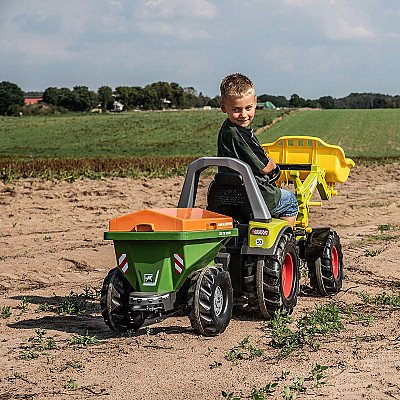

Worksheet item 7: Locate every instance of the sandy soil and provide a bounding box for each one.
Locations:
[1,164,400,400]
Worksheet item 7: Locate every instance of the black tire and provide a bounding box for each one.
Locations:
[188,267,233,336]
[244,232,300,318]
[308,231,343,296]
[100,268,144,333]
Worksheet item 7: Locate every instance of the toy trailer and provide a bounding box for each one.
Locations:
[102,208,238,336]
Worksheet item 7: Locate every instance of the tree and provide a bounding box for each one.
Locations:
[98,86,113,110]
[69,86,97,111]
[43,87,60,107]
[319,96,335,109]
[142,85,159,110]
[0,81,24,115]
[289,93,305,108]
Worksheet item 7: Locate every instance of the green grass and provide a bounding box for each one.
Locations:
[1,108,399,180]
[257,109,400,158]
[0,109,281,158]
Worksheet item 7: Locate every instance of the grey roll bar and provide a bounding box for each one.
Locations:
[177,157,272,222]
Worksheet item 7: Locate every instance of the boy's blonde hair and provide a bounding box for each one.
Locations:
[220,73,255,100]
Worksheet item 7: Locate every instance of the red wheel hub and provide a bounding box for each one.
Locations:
[282,253,294,298]
[332,246,339,279]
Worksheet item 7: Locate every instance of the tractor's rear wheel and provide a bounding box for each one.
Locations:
[100,268,144,333]
[188,266,233,336]
[308,231,343,295]
[244,232,300,318]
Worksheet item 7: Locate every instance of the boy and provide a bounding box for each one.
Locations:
[217,73,298,228]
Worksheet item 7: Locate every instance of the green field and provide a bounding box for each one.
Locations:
[0,109,281,158]
[258,109,400,158]
[1,108,399,180]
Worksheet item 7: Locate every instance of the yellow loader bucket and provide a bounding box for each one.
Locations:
[262,136,355,185]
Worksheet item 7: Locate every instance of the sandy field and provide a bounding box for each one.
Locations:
[1,163,400,400]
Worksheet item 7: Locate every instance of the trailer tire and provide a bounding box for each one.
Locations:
[188,267,233,336]
[308,231,343,295]
[256,232,300,318]
[100,268,144,333]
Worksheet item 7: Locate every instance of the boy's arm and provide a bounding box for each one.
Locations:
[224,129,274,175]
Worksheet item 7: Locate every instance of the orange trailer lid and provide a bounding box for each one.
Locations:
[109,208,234,232]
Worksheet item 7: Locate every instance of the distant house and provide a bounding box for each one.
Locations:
[24,97,43,105]
[111,100,124,112]
[256,101,276,110]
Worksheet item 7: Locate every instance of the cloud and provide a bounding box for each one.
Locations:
[325,17,375,41]
[142,0,216,19]
[13,11,62,35]
[133,0,216,40]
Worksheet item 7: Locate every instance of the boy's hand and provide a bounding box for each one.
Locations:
[261,158,276,174]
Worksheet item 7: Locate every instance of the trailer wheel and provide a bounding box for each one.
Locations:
[188,267,233,336]
[256,232,300,318]
[308,231,343,295]
[100,268,144,333]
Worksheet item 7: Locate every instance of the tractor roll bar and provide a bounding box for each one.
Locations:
[177,157,272,222]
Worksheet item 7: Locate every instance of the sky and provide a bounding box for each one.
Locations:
[1,0,400,99]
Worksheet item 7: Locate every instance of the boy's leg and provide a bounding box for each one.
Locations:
[271,189,298,229]
[279,215,296,229]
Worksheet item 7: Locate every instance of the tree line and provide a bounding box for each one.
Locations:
[1,80,400,115]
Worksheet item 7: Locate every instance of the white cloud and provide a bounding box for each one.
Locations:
[325,17,375,41]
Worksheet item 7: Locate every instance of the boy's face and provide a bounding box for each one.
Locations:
[220,90,257,128]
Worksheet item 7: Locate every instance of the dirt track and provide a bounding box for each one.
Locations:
[1,164,400,399]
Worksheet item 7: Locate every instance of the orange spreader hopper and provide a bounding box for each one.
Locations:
[109,207,234,232]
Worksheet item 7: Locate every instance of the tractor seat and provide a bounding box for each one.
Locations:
[207,172,253,224]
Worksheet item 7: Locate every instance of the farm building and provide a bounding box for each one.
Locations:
[24,97,43,105]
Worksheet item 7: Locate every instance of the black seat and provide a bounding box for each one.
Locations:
[207,172,253,224]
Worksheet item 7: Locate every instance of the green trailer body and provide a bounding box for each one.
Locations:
[104,229,238,293]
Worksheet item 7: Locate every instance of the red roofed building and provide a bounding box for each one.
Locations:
[24,97,43,105]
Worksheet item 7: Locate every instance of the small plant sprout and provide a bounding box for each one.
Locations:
[1,305,12,318]
[19,350,38,360]
[221,391,241,400]
[224,336,263,362]
[358,290,400,308]
[311,364,328,387]
[282,386,298,400]
[378,224,392,233]
[65,378,78,390]
[250,381,278,398]
[209,360,222,369]
[364,248,382,257]
[17,297,30,313]
[291,377,306,393]
[68,333,99,346]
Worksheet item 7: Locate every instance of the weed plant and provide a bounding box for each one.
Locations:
[264,303,344,358]
[221,364,328,399]
[224,336,263,362]
[1,305,12,318]
[68,333,99,346]
[358,290,400,308]
[37,291,92,315]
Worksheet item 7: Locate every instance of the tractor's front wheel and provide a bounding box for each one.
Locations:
[100,268,144,333]
[256,232,300,318]
[308,231,343,295]
[188,266,233,336]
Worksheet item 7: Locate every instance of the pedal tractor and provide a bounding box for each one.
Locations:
[100,136,354,336]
